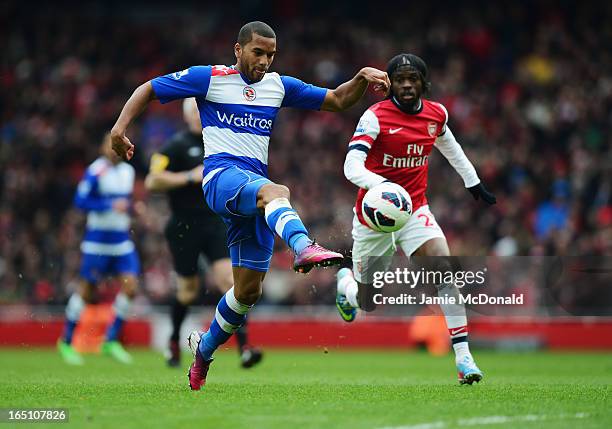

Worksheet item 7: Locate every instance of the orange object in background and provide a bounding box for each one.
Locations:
[72,305,114,353]
[410,309,450,356]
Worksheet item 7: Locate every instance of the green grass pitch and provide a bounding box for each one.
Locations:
[0,348,610,428]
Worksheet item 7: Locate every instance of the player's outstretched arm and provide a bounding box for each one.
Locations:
[111,81,157,160]
[434,126,496,205]
[321,67,390,112]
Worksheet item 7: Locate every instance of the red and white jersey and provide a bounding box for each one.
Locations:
[350,99,448,227]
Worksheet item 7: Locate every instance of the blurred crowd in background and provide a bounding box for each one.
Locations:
[1,0,610,309]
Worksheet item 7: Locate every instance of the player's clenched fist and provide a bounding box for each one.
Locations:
[110,130,135,161]
[359,67,391,94]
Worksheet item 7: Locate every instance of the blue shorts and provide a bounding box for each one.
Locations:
[203,166,274,272]
[79,249,140,284]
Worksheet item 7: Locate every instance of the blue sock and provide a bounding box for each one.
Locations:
[264,198,311,254]
[63,320,78,344]
[106,317,124,342]
[290,234,312,254]
[198,288,251,361]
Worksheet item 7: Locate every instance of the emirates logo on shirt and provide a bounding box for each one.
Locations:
[243,86,257,101]
[427,121,438,137]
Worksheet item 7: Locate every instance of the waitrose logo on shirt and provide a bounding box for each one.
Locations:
[216,111,273,130]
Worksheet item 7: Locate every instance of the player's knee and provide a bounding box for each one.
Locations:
[276,184,291,200]
[418,238,450,257]
[119,276,138,299]
[430,246,450,258]
[177,277,199,305]
[177,288,198,305]
[234,283,262,306]
[258,183,290,209]
[79,281,95,303]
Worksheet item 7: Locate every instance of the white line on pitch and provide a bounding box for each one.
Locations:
[377,412,590,429]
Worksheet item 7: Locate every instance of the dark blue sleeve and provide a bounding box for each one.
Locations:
[280,76,328,110]
[151,66,212,104]
[73,173,113,212]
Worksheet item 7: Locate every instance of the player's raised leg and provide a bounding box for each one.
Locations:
[414,237,483,385]
[57,280,93,365]
[258,183,343,273]
[102,271,138,364]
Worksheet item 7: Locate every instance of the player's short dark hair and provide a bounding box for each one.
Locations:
[387,53,432,93]
[237,21,276,46]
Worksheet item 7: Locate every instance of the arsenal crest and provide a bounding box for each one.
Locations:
[427,122,437,137]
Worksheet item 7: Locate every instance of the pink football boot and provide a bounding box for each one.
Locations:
[187,331,213,391]
[293,242,343,274]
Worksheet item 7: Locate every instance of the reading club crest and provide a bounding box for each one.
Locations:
[427,122,437,137]
[243,86,257,101]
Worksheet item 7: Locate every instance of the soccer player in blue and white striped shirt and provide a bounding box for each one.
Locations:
[110,21,389,390]
[57,133,139,365]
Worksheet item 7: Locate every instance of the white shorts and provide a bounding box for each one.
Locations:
[351,205,446,282]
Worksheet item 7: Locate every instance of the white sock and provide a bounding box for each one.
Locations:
[346,281,359,308]
[65,293,85,322]
[337,269,359,308]
[113,293,131,319]
[337,268,351,294]
[453,341,471,360]
[437,283,467,329]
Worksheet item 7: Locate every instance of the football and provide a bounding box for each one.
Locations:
[361,182,412,233]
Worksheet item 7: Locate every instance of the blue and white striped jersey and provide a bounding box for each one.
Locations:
[74,157,135,256]
[151,65,327,180]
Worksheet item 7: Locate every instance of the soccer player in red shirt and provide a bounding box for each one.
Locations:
[336,54,496,384]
